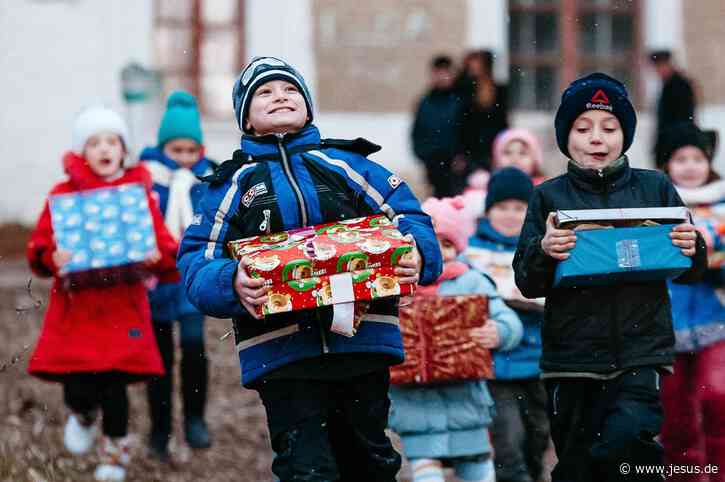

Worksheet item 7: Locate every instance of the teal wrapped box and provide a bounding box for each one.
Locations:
[553,224,692,287]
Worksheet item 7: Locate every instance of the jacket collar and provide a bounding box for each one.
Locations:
[567,155,631,193]
[475,218,519,247]
[240,124,321,157]
[139,146,212,176]
[62,151,152,191]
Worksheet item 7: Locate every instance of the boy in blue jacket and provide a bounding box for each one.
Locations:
[140,91,216,460]
[177,57,442,481]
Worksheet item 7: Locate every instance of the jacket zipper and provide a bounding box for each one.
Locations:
[317,311,330,354]
[600,170,622,368]
[276,134,308,227]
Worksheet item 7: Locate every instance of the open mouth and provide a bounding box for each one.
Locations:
[100,158,113,166]
[589,152,608,161]
[269,107,294,114]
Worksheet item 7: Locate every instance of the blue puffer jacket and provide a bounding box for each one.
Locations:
[140,147,215,321]
[389,268,523,459]
[467,219,544,379]
[668,201,725,353]
[177,125,442,386]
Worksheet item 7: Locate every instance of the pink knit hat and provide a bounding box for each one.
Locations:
[492,128,543,175]
[422,196,475,253]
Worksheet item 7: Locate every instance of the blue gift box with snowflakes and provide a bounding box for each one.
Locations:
[49,183,157,274]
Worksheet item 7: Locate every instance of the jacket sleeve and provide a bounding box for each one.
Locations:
[147,192,180,281]
[339,153,443,285]
[512,188,557,298]
[661,176,707,283]
[27,200,58,278]
[177,173,250,319]
[474,273,523,352]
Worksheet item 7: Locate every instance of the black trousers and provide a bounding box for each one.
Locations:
[489,378,551,482]
[63,372,129,438]
[146,318,208,437]
[545,368,665,482]
[255,369,401,482]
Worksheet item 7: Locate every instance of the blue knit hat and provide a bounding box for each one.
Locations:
[232,56,314,133]
[157,91,203,148]
[485,167,534,212]
[555,72,637,159]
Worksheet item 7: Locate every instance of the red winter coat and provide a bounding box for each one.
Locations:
[26,152,179,382]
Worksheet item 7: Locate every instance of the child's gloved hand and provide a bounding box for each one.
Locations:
[470,322,500,349]
[670,223,698,257]
[234,257,269,320]
[395,235,422,285]
[541,212,577,260]
[52,249,72,269]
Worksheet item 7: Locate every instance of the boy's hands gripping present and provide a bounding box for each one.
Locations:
[395,235,423,284]
[541,213,577,260]
[670,223,698,257]
[234,257,270,320]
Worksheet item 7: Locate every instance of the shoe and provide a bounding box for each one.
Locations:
[95,436,129,482]
[93,464,126,482]
[64,413,98,455]
[147,431,170,463]
[184,416,211,449]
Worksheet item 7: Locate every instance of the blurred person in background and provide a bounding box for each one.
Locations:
[411,55,468,197]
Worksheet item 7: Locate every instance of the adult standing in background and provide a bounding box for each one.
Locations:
[650,50,698,168]
[411,55,467,198]
[458,50,509,174]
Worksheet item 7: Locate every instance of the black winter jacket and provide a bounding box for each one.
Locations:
[513,158,707,374]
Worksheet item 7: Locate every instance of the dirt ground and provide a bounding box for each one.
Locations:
[0,225,554,482]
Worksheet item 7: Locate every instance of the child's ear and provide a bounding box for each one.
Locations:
[244,119,253,133]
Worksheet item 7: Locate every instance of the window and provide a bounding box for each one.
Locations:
[509,0,641,110]
[154,0,245,117]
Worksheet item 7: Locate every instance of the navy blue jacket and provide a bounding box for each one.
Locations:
[177,125,442,386]
[140,147,215,321]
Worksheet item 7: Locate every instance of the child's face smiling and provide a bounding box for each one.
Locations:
[667,145,710,188]
[83,132,125,180]
[245,80,308,136]
[567,110,624,170]
[497,139,535,175]
[163,138,202,169]
[488,199,528,237]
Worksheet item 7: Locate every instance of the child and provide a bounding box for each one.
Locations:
[658,121,725,482]
[26,106,178,482]
[389,196,523,482]
[512,73,707,482]
[461,129,544,221]
[491,128,546,185]
[466,167,550,482]
[139,91,216,460]
[176,57,442,480]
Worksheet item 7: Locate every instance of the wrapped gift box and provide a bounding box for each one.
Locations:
[390,295,493,385]
[49,183,157,275]
[553,207,692,287]
[228,215,416,317]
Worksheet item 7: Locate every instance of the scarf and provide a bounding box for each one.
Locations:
[145,161,198,240]
[415,260,469,297]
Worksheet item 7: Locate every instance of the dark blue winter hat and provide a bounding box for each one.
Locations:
[232,56,314,133]
[485,167,534,212]
[554,72,637,159]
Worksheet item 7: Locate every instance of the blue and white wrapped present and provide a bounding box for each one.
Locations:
[553,207,692,287]
[49,183,156,274]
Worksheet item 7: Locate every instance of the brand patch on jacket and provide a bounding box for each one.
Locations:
[242,182,268,207]
[388,175,402,189]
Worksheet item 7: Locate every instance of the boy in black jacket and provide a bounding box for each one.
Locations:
[513,73,707,482]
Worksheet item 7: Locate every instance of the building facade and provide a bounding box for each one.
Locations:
[2,0,722,223]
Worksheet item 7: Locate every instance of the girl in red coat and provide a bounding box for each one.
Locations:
[26,106,178,482]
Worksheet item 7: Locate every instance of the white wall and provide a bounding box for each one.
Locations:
[0,0,154,224]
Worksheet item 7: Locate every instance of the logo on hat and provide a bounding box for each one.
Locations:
[586,89,613,112]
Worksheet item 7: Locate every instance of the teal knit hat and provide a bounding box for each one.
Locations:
[157,91,203,148]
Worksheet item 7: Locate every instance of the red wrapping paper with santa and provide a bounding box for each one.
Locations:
[390,294,494,385]
[228,215,416,323]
